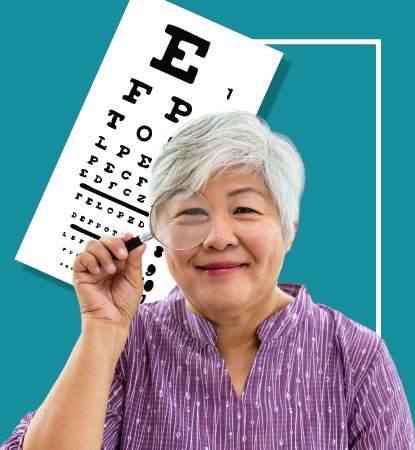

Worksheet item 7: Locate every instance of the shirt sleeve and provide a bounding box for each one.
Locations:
[1,345,128,450]
[0,407,40,450]
[101,356,127,450]
[348,338,415,449]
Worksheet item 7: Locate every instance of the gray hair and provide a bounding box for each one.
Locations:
[150,110,305,246]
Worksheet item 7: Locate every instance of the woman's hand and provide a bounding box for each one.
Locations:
[73,232,146,335]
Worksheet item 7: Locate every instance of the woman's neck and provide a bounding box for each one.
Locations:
[185,286,295,349]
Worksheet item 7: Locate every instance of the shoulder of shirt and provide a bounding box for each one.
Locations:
[312,302,384,393]
[139,297,170,317]
[128,291,177,336]
[123,297,173,356]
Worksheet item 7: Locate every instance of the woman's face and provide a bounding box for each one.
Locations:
[164,168,294,319]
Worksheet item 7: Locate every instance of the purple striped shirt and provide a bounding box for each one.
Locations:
[3,283,415,449]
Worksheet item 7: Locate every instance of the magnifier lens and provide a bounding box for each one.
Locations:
[150,189,212,250]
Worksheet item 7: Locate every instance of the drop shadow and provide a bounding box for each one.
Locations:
[22,264,75,292]
[258,56,292,121]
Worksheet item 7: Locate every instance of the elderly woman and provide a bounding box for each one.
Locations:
[2,111,414,450]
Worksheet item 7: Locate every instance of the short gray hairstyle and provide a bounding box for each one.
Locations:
[150,110,305,246]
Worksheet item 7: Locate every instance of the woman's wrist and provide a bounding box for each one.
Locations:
[81,319,129,367]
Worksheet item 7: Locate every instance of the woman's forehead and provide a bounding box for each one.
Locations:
[201,170,269,196]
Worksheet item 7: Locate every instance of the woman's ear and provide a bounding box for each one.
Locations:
[286,221,298,252]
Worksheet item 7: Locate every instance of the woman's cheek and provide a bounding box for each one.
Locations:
[256,238,285,271]
[165,248,198,279]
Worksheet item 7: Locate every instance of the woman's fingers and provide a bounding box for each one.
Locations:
[99,234,130,261]
[73,251,101,275]
[80,236,127,274]
[73,233,140,280]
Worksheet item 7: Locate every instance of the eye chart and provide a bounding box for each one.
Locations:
[16,0,282,303]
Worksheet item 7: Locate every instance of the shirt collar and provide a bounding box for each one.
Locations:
[168,283,313,345]
[256,284,312,342]
[168,285,218,345]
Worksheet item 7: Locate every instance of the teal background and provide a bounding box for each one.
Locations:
[0,0,411,442]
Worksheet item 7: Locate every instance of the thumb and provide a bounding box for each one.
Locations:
[123,235,147,290]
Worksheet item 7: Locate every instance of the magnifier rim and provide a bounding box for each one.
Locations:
[149,187,213,251]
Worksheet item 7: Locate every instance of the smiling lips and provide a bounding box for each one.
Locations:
[196,261,248,276]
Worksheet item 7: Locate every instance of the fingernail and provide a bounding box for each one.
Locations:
[118,248,128,257]
[108,263,116,272]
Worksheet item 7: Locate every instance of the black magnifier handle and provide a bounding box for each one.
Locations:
[124,235,144,253]
[111,231,153,261]
[106,236,143,261]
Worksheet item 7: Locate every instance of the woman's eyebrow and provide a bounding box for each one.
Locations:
[227,187,265,198]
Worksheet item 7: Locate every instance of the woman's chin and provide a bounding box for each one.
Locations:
[196,288,252,314]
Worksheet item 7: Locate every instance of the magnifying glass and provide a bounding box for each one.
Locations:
[113,188,213,257]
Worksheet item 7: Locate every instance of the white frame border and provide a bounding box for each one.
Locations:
[255,39,381,337]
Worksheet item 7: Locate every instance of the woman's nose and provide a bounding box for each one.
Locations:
[202,213,239,251]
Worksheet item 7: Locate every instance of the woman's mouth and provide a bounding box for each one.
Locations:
[196,262,248,276]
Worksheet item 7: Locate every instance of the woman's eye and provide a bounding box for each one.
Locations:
[179,208,207,216]
[234,207,257,214]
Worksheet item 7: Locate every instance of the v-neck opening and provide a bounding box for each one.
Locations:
[216,342,262,404]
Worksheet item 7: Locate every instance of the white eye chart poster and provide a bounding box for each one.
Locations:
[15,0,282,303]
